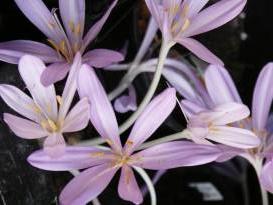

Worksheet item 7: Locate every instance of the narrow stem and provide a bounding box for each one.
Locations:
[134,167,157,205]
[119,42,173,134]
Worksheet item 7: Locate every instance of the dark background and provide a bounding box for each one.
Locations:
[0,0,273,204]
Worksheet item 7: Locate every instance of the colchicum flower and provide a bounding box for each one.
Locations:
[144,0,246,65]
[27,65,230,205]
[0,0,124,86]
[0,54,89,157]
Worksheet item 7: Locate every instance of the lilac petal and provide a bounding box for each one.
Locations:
[205,65,242,105]
[181,100,206,117]
[0,40,61,64]
[131,141,222,170]
[118,165,143,205]
[114,86,137,113]
[58,53,82,119]
[14,0,64,43]
[144,0,164,31]
[124,88,176,155]
[0,84,38,122]
[82,0,118,51]
[183,0,247,37]
[252,63,273,130]
[19,55,58,121]
[40,62,70,86]
[43,133,66,158]
[215,145,243,162]
[60,164,118,205]
[182,0,209,18]
[83,49,124,68]
[207,126,260,149]
[260,159,273,193]
[59,0,85,46]
[4,113,47,139]
[194,102,250,125]
[77,64,122,152]
[62,98,90,133]
[176,38,224,65]
[28,146,112,171]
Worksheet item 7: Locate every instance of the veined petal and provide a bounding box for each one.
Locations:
[260,159,273,193]
[14,0,64,43]
[83,49,124,68]
[124,88,176,154]
[118,165,143,205]
[0,84,38,122]
[62,98,90,133]
[4,113,47,139]
[205,65,242,105]
[207,126,260,149]
[60,164,118,205]
[43,133,66,158]
[183,0,246,37]
[252,63,273,130]
[176,38,224,66]
[0,40,61,64]
[82,0,118,51]
[40,62,70,86]
[19,55,58,121]
[28,146,112,171]
[181,100,206,117]
[131,141,222,170]
[114,86,137,113]
[58,53,82,119]
[59,0,85,45]
[182,0,209,18]
[77,64,122,152]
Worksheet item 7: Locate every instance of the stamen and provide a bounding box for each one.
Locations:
[106,139,113,146]
[75,24,81,35]
[180,19,190,32]
[126,140,134,146]
[69,21,75,32]
[90,152,105,157]
[47,119,58,132]
[41,120,48,130]
[56,95,63,106]
[181,4,190,18]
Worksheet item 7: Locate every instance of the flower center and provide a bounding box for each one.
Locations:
[170,4,191,36]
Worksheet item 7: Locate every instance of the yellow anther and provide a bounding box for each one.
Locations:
[90,152,105,157]
[180,19,190,32]
[41,120,48,130]
[126,140,134,146]
[47,119,58,132]
[181,4,190,18]
[106,139,113,146]
[69,21,75,32]
[75,24,81,35]
[56,95,63,106]
[60,40,67,53]
[46,103,52,113]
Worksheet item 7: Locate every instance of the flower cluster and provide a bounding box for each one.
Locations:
[0,0,271,205]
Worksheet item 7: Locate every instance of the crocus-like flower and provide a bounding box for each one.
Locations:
[28,65,230,205]
[0,54,89,157]
[144,0,246,65]
[0,0,124,86]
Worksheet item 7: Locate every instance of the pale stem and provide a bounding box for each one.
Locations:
[119,41,173,134]
[69,170,101,205]
[134,167,157,205]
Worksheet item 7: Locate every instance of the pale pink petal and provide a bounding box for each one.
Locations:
[59,0,85,45]
[124,88,176,154]
[82,0,118,51]
[40,62,70,86]
[260,159,273,193]
[4,113,47,139]
[19,55,58,121]
[28,146,113,171]
[0,84,37,122]
[83,49,124,68]
[60,164,118,205]
[144,0,164,30]
[58,53,82,119]
[207,126,260,149]
[205,65,242,105]
[14,0,64,43]
[131,141,222,170]
[252,63,273,130]
[77,64,122,152]
[181,100,206,117]
[43,133,66,158]
[183,0,246,37]
[176,38,224,65]
[118,165,143,205]
[0,40,61,64]
[62,98,90,133]
[114,86,137,113]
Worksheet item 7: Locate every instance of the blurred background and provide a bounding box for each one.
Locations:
[0,0,273,204]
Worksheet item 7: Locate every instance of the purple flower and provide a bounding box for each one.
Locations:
[0,54,89,158]
[0,0,124,86]
[144,0,246,65]
[27,65,228,205]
